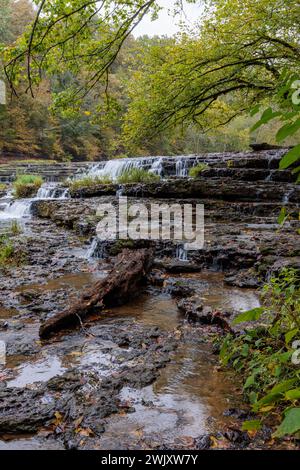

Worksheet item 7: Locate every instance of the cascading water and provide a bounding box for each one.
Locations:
[36,183,69,199]
[0,199,32,220]
[0,183,70,223]
[85,155,199,181]
[282,188,294,205]
[176,244,189,262]
[176,158,189,177]
[86,237,106,259]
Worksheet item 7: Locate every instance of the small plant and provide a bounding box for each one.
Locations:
[0,235,14,265]
[189,163,210,178]
[0,183,7,192]
[13,174,43,198]
[10,220,22,236]
[67,175,113,191]
[220,268,300,437]
[117,168,160,184]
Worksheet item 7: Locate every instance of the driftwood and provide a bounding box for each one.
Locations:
[39,248,153,338]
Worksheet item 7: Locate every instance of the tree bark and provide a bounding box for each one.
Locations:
[39,248,153,338]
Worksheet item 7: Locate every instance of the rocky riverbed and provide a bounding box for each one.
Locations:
[0,149,299,450]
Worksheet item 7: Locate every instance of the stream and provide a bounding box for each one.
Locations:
[0,151,298,449]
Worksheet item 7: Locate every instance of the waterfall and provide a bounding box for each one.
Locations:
[176,244,189,262]
[0,183,70,222]
[36,183,69,199]
[86,237,106,259]
[85,155,198,181]
[0,199,32,220]
[282,188,294,205]
[176,159,189,177]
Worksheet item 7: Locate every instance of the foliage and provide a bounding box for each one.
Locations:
[117,168,160,184]
[0,183,7,192]
[189,163,210,178]
[10,220,22,236]
[252,72,300,182]
[0,235,14,265]
[66,175,112,191]
[13,174,43,198]
[220,268,300,437]
[122,0,300,150]
[2,0,299,157]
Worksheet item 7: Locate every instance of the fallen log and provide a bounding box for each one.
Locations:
[39,248,153,338]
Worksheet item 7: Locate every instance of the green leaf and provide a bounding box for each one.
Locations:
[285,328,299,344]
[279,145,300,169]
[250,104,261,117]
[232,307,264,325]
[242,420,262,432]
[274,408,300,437]
[251,108,281,132]
[244,374,256,389]
[277,207,287,225]
[291,165,300,175]
[276,119,300,142]
[254,392,281,411]
[270,378,297,394]
[285,389,300,400]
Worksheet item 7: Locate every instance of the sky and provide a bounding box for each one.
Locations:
[133,0,204,37]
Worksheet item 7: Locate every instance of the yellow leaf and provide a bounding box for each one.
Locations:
[259,405,274,412]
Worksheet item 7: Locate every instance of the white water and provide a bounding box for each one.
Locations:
[86,237,106,259]
[36,183,69,199]
[85,155,201,181]
[176,244,189,262]
[0,199,32,220]
[0,183,69,222]
[282,188,294,205]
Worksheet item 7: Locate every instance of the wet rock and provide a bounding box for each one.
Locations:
[194,434,212,450]
[177,296,232,331]
[224,270,261,288]
[223,428,250,446]
[0,388,55,433]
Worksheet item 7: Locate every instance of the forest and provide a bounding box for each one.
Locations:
[0,0,299,458]
[1,0,299,161]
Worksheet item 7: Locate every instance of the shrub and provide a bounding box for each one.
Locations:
[219,268,300,437]
[0,183,7,192]
[189,163,210,178]
[117,168,160,184]
[10,220,22,236]
[0,235,14,265]
[67,175,112,191]
[13,174,43,198]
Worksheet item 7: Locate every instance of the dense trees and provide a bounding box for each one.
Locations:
[1,0,299,159]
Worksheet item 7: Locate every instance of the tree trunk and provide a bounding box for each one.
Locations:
[39,248,153,338]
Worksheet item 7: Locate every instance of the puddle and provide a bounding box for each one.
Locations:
[106,292,180,330]
[16,271,105,294]
[170,271,260,312]
[7,355,66,388]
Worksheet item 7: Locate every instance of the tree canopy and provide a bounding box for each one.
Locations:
[1,0,300,158]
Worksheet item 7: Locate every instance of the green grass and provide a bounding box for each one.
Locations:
[67,175,113,191]
[0,235,14,265]
[189,163,210,178]
[117,168,160,184]
[0,183,7,192]
[13,174,43,198]
[10,220,22,236]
